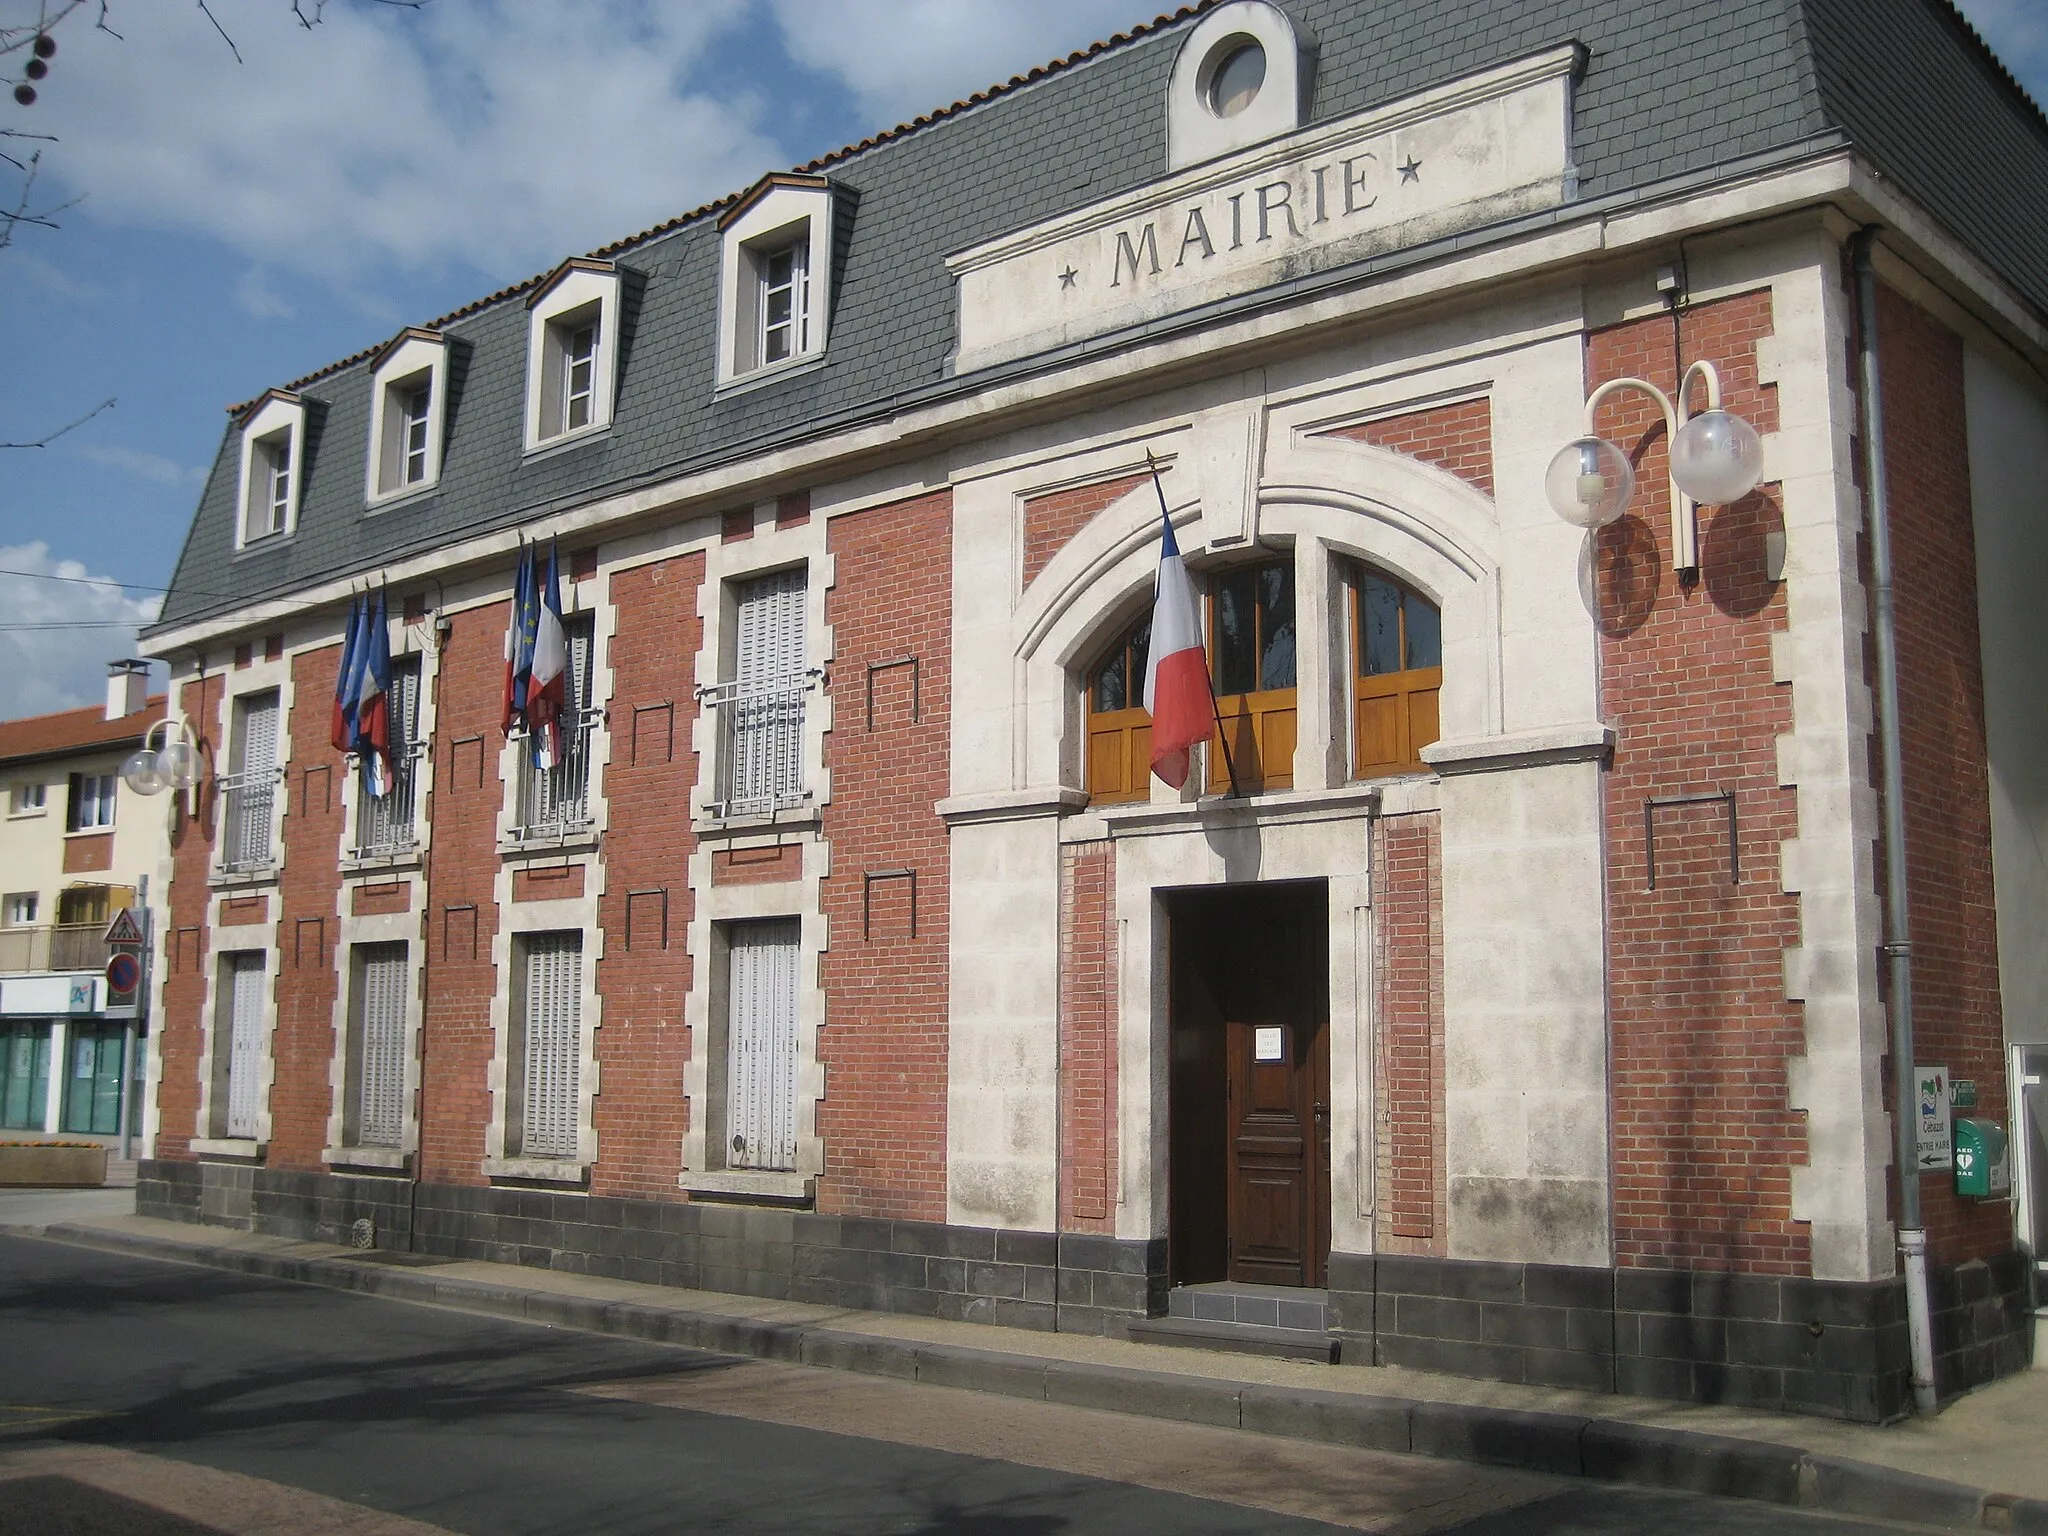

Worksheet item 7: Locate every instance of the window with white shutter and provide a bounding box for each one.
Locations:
[724,918,801,1171]
[711,568,808,817]
[517,932,582,1160]
[518,619,596,839]
[223,692,280,873]
[349,943,410,1148]
[354,659,423,857]
[220,952,266,1140]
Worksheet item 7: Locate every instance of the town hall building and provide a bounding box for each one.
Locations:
[136,0,2047,1422]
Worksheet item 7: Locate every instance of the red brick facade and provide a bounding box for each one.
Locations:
[710,844,803,885]
[591,554,705,1200]
[414,601,509,1187]
[1376,810,1445,1253]
[266,647,346,1168]
[817,489,953,1220]
[1324,398,1495,497]
[1873,285,2009,1267]
[1058,839,1117,1231]
[1593,290,1808,1275]
[155,669,223,1161]
[1021,473,1149,590]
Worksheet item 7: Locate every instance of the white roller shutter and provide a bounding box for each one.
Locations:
[230,692,280,869]
[729,570,806,811]
[726,918,800,1171]
[521,933,582,1159]
[355,944,409,1147]
[224,954,266,1140]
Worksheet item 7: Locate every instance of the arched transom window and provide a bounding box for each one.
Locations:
[1351,565,1441,778]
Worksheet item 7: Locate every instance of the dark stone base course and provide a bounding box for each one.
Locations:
[136,1161,1162,1337]
[139,1162,2031,1421]
[1329,1250,2033,1424]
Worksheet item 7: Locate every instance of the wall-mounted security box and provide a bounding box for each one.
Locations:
[1952,1117,2010,1200]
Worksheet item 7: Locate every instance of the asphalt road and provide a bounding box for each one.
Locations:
[0,1232,1915,1535]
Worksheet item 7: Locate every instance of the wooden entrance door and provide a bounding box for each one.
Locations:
[1226,1012,1329,1287]
[1169,881,1329,1289]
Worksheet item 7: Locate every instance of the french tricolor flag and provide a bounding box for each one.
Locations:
[1143,508,1213,790]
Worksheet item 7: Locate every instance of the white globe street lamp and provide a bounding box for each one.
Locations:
[1544,360,1764,572]
[123,717,202,808]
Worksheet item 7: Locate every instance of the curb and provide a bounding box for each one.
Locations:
[34,1221,2048,1533]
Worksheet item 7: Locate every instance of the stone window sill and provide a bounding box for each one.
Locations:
[483,1155,588,1186]
[680,1169,815,1206]
[342,850,423,879]
[497,830,599,859]
[210,866,280,892]
[191,1137,264,1161]
[325,1146,411,1173]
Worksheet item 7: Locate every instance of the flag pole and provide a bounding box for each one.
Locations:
[1146,450,1242,799]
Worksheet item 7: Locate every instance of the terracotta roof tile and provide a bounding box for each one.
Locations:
[0,695,167,766]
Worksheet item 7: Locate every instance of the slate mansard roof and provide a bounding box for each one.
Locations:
[148,0,2048,635]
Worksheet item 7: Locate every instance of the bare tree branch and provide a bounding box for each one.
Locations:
[0,1,88,59]
[0,148,81,253]
[0,396,115,449]
[194,0,241,63]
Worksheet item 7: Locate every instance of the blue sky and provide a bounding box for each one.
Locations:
[0,0,2040,719]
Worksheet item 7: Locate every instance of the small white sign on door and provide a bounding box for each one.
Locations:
[1915,1064,1951,1172]
[1254,1026,1284,1063]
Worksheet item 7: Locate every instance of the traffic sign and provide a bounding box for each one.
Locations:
[104,908,143,945]
[106,951,141,995]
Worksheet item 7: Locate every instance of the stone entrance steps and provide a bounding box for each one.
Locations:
[1123,1281,1338,1363]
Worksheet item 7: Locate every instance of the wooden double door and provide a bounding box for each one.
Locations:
[1168,881,1331,1289]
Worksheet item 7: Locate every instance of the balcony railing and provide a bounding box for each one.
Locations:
[700,674,814,819]
[0,923,114,975]
[511,708,600,842]
[350,743,425,860]
[217,767,282,875]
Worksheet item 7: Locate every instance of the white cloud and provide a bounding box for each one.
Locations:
[75,444,205,487]
[767,0,1147,126]
[0,542,163,721]
[20,0,788,284]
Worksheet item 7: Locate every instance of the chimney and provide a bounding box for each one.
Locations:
[105,659,149,721]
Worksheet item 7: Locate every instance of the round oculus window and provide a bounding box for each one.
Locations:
[1205,38,1265,118]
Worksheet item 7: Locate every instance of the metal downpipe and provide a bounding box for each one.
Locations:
[1852,227,1938,1414]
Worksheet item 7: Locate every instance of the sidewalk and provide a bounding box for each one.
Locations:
[15,1208,2048,1534]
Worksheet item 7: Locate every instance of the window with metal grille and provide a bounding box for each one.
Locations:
[704,568,809,818]
[515,932,582,1160]
[221,692,280,873]
[347,943,409,1148]
[353,658,423,858]
[722,918,801,1171]
[217,952,266,1140]
[516,619,597,840]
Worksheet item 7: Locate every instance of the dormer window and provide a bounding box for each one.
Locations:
[235,390,306,548]
[366,327,450,504]
[524,259,620,452]
[717,173,834,388]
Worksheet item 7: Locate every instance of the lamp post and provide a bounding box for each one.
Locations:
[1544,360,1764,572]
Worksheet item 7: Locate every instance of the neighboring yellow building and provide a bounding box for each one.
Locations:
[0,662,163,1147]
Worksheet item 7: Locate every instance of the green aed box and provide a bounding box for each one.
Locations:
[1952,1117,2010,1200]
